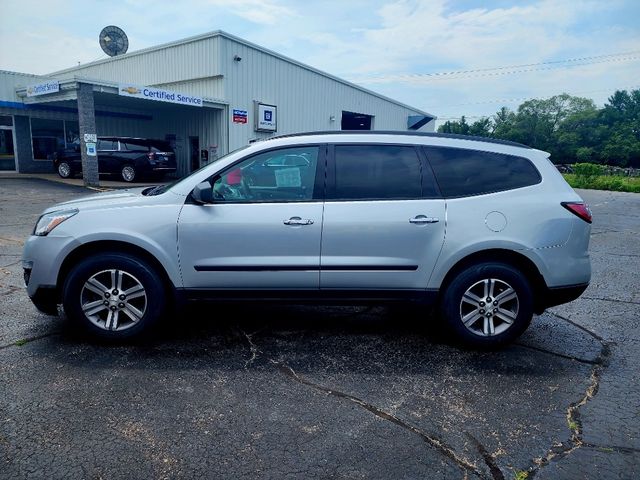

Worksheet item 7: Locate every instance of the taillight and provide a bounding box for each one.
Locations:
[561,202,592,223]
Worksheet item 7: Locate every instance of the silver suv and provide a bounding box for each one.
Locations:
[23,132,591,347]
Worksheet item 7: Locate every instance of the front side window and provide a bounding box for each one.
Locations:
[97,139,118,151]
[332,145,422,200]
[211,146,320,203]
[424,146,541,198]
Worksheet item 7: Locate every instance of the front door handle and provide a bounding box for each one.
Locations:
[284,216,314,226]
[409,215,439,225]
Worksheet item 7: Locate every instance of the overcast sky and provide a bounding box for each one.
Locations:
[1,0,638,124]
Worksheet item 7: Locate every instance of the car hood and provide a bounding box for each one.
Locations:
[43,187,156,213]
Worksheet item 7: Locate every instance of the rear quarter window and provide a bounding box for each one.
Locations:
[424,146,541,198]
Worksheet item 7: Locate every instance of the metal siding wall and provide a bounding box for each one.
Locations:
[0,71,45,101]
[152,77,225,100]
[221,37,434,152]
[54,37,221,87]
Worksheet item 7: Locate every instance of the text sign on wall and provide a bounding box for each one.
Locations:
[119,84,203,107]
[26,80,60,97]
[255,103,277,132]
[233,109,248,124]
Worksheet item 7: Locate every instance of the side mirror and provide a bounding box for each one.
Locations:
[191,181,213,204]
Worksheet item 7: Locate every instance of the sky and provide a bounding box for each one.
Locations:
[1,0,639,125]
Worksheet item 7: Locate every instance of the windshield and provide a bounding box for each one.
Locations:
[143,145,251,196]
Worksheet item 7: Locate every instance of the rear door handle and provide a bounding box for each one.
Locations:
[409,215,439,225]
[284,216,314,226]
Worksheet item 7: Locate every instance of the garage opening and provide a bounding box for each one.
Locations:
[341,111,373,130]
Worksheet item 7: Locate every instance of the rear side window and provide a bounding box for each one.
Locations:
[332,145,422,200]
[424,146,541,198]
[122,142,148,152]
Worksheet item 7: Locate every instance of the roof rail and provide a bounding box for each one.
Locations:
[267,130,533,149]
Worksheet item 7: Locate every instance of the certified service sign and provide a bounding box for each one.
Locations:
[119,84,203,107]
[256,103,277,132]
[26,80,60,97]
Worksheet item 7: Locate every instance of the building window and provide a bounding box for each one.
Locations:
[31,118,64,160]
[65,121,80,146]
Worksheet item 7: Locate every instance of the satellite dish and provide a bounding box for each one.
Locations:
[99,26,129,57]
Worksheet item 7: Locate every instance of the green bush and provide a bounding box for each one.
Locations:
[573,163,603,178]
[563,173,640,193]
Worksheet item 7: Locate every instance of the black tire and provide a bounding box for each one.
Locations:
[121,164,137,182]
[57,161,73,178]
[439,262,533,348]
[62,252,165,340]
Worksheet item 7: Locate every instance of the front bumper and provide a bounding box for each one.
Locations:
[29,286,59,315]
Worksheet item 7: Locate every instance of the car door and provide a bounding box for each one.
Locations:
[177,145,325,290]
[320,143,446,290]
[96,139,117,173]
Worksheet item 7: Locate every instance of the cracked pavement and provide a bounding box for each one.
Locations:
[0,178,638,479]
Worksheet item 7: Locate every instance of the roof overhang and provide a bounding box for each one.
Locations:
[15,76,227,109]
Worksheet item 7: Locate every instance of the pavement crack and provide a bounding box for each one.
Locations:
[514,343,598,365]
[581,296,640,306]
[242,330,260,370]
[524,312,614,478]
[0,331,61,350]
[272,359,486,478]
[582,443,640,455]
[239,329,487,479]
[466,434,505,480]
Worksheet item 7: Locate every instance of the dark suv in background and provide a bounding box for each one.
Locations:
[53,137,177,182]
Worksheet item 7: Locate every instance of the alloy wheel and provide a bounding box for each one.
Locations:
[459,278,519,336]
[80,269,147,331]
[122,166,136,182]
[58,163,71,178]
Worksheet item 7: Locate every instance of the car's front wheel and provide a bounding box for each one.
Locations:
[62,253,165,340]
[57,161,73,178]
[440,262,533,348]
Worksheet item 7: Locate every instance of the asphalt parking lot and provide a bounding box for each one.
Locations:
[0,178,638,479]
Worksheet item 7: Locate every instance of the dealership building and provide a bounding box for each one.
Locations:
[0,30,435,184]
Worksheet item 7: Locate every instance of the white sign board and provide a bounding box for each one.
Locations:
[86,143,97,156]
[26,80,60,97]
[119,84,203,107]
[256,103,277,132]
[84,133,97,143]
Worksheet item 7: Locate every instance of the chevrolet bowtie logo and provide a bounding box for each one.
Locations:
[121,86,141,94]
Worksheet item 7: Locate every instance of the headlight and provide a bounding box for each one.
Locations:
[33,209,78,236]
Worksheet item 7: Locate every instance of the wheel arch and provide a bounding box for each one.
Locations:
[57,240,176,304]
[437,249,548,313]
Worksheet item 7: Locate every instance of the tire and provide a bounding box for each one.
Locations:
[121,164,137,182]
[62,252,166,340]
[57,161,73,178]
[439,262,533,348]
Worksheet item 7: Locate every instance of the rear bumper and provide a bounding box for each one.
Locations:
[536,282,589,313]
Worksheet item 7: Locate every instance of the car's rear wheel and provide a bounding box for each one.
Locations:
[57,161,73,178]
[62,253,165,340]
[440,262,533,348]
[121,165,137,182]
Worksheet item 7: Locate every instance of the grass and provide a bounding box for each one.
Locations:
[563,173,640,193]
[514,471,529,480]
[567,419,579,432]
[13,339,28,346]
